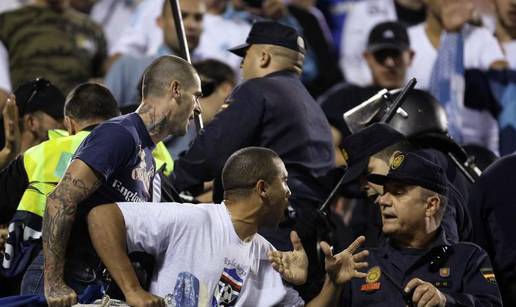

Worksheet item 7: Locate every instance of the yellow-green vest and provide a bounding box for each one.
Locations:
[18,129,174,218]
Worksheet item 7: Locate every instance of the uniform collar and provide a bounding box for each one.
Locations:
[379,228,451,258]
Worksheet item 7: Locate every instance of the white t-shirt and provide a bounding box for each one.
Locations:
[339,0,397,86]
[406,23,506,153]
[0,42,11,92]
[406,23,506,89]
[117,202,304,307]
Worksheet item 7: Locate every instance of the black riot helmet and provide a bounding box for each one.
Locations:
[386,89,448,138]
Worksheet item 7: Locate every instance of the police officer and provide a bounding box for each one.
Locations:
[341,152,502,306]
[172,21,335,300]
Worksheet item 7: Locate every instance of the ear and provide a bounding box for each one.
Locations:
[24,114,37,132]
[425,195,441,218]
[259,50,271,68]
[363,50,373,62]
[217,82,233,98]
[157,15,164,29]
[407,49,415,65]
[64,116,76,135]
[256,179,268,198]
[169,80,181,101]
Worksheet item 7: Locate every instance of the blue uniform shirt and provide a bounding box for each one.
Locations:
[343,230,502,306]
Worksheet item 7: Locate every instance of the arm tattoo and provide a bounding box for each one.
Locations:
[42,171,101,284]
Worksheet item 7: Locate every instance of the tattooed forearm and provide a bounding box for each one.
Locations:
[42,170,101,284]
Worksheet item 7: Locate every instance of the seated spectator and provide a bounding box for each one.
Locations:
[341,152,502,306]
[88,147,369,306]
[104,0,205,107]
[494,0,516,68]
[15,78,65,153]
[0,0,107,104]
[320,21,413,163]
[339,0,425,86]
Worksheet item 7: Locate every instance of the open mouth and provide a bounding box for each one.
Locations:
[382,212,397,220]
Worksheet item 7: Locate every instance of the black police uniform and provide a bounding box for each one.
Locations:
[469,154,516,305]
[342,231,502,306]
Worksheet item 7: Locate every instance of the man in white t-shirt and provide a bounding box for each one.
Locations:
[88,147,369,307]
[494,0,516,68]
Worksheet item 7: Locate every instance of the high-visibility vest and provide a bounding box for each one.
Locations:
[2,129,174,275]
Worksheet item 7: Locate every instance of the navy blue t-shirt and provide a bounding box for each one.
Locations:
[68,113,156,266]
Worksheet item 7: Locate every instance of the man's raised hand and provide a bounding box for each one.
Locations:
[321,236,369,285]
[268,231,308,285]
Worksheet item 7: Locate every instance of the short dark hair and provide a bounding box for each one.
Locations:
[141,55,197,99]
[193,59,236,86]
[222,147,281,196]
[64,82,120,121]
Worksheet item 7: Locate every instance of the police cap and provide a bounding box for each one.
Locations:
[368,152,448,195]
[228,21,306,57]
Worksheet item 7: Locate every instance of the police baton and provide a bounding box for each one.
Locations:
[169,0,204,133]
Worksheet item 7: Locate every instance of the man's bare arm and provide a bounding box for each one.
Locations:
[42,159,101,307]
[88,204,165,307]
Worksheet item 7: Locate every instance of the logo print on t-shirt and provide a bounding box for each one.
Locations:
[131,146,154,192]
[212,267,244,306]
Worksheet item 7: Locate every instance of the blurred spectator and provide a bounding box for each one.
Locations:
[320,21,413,164]
[104,0,205,107]
[108,0,249,72]
[408,0,507,153]
[15,78,65,153]
[0,0,107,103]
[69,0,144,52]
[339,0,425,86]
[494,0,516,68]
[407,0,506,89]
[288,0,343,97]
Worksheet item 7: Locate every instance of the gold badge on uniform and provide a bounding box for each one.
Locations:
[439,267,450,278]
[366,266,381,283]
[361,266,381,292]
[480,268,497,284]
[390,154,405,170]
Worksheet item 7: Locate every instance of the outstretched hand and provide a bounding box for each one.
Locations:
[321,236,369,285]
[268,231,308,285]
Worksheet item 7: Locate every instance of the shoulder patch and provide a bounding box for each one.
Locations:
[480,268,497,284]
